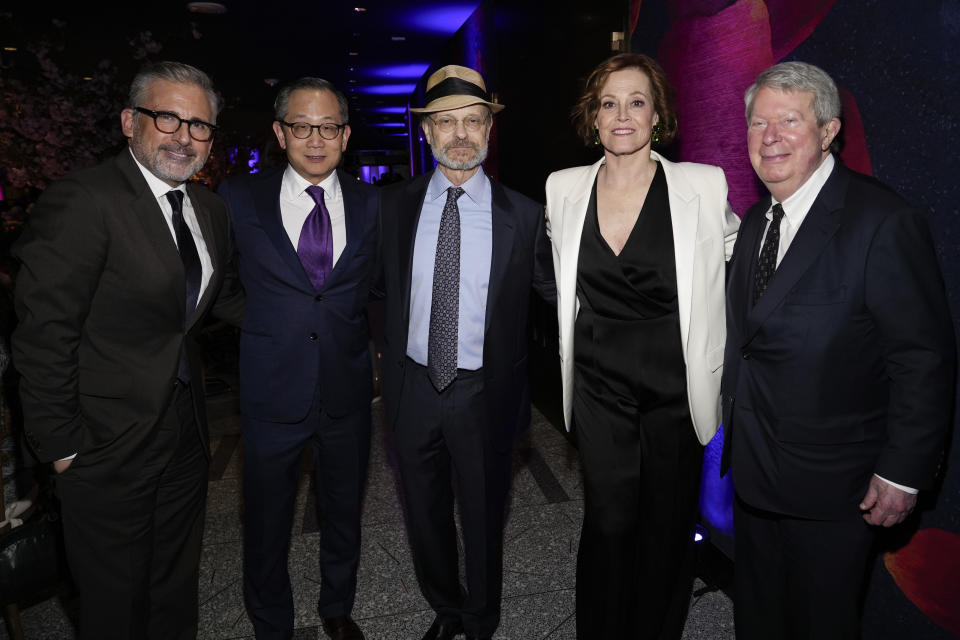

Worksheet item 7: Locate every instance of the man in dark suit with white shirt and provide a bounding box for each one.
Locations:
[721,61,956,639]
[13,61,244,639]
[218,78,378,640]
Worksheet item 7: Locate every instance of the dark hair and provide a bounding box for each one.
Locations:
[128,61,221,116]
[274,77,349,124]
[571,53,677,147]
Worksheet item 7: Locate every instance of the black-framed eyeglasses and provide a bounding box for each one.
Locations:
[280,120,347,140]
[134,107,218,142]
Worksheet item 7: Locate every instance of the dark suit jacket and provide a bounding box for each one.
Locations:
[13,149,245,465]
[219,167,379,422]
[379,170,555,450]
[721,161,956,520]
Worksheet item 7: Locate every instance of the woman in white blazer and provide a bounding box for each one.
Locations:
[545,54,739,639]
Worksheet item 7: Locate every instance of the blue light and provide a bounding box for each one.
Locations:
[366,106,407,114]
[370,122,407,128]
[402,4,479,34]
[699,425,734,537]
[357,83,416,95]
[363,63,430,79]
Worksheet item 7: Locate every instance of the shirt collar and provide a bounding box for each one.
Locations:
[129,148,185,201]
[771,153,835,223]
[427,166,490,207]
[282,165,342,202]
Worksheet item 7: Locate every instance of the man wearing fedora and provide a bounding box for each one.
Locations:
[379,65,554,640]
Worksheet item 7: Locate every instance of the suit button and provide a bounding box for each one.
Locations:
[742,352,751,360]
[309,332,318,341]
[315,294,323,301]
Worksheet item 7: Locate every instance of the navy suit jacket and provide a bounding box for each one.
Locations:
[220,167,379,423]
[721,161,956,520]
[379,170,555,450]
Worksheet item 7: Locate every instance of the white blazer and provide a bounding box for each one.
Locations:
[545,152,740,444]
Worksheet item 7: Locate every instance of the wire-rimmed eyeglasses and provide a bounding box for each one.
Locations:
[429,114,488,133]
[134,107,218,142]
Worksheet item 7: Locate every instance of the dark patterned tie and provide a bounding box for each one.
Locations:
[753,203,785,305]
[166,189,201,382]
[428,186,464,392]
[298,185,334,290]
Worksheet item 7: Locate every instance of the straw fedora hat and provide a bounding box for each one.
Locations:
[409,65,505,114]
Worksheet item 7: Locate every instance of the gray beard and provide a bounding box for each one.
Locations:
[431,140,488,171]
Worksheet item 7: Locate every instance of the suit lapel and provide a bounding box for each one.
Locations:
[485,178,517,332]
[746,164,847,337]
[326,169,365,287]
[657,153,698,352]
[253,169,315,290]
[557,159,601,324]
[116,152,186,319]
[186,183,217,330]
[397,173,431,331]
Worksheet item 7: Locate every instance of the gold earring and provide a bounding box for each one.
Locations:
[593,127,600,146]
[652,123,662,145]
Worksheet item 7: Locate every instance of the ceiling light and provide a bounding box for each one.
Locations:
[391,36,406,41]
[354,7,366,11]
[349,52,359,56]
[3,46,16,51]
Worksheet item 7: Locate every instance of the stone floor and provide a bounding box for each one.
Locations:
[2,364,735,640]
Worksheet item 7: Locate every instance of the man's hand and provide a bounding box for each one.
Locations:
[859,476,917,527]
[53,458,74,474]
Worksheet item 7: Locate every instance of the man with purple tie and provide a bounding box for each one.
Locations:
[219,78,378,640]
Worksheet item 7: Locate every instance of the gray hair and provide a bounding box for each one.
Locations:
[744,61,841,127]
[274,78,349,124]
[128,61,221,117]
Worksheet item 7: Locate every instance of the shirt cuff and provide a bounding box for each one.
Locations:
[57,453,78,461]
[874,473,918,494]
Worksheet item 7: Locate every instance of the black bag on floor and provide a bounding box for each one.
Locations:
[0,500,66,605]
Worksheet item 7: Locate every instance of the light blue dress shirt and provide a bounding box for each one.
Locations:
[406,168,493,371]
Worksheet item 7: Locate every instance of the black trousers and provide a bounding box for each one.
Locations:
[57,382,208,640]
[573,386,704,640]
[733,496,876,640]
[393,359,512,639]
[242,398,371,639]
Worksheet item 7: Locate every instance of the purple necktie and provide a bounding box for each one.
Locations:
[298,185,333,290]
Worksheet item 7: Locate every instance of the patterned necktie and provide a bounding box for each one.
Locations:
[753,203,785,305]
[166,189,201,382]
[428,186,464,392]
[298,185,333,290]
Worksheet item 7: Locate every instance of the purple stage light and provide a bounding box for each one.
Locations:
[402,4,479,34]
[367,106,407,114]
[364,63,429,79]
[357,83,416,95]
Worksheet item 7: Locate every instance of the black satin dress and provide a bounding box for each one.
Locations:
[573,164,704,639]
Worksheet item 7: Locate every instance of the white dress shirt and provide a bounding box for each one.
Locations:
[129,149,213,300]
[279,166,347,267]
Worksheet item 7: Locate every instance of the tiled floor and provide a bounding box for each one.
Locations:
[2,364,735,639]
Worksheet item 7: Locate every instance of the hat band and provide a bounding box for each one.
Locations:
[423,77,490,106]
